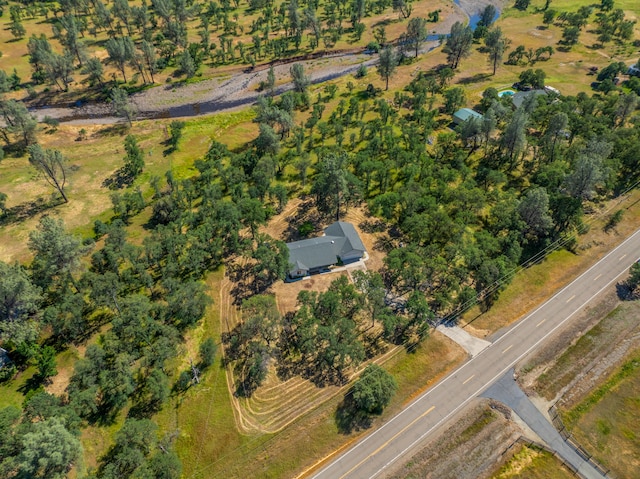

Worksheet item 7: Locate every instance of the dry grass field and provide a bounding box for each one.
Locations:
[0,109,255,262]
[221,198,396,435]
[1,1,640,478]
[490,444,576,479]
[565,349,640,478]
[153,264,465,479]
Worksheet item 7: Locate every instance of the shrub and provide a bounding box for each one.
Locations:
[365,41,380,53]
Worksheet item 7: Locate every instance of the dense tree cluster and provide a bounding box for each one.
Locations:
[350,363,397,413]
[244,65,640,326]
[0,401,82,479]
[224,271,419,393]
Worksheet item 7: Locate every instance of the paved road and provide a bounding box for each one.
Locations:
[308,228,640,479]
[483,370,605,479]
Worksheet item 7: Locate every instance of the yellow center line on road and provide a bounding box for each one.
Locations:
[462,375,475,385]
[593,274,602,281]
[566,295,576,303]
[502,345,513,354]
[536,318,546,327]
[338,406,436,479]
[619,254,627,261]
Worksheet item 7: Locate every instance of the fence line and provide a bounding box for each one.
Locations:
[501,436,580,477]
[548,403,614,478]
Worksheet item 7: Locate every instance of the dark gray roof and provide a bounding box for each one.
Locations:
[512,89,547,109]
[324,221,366,254]
[287,222,366,274]
[287,236,346,271]
[0,348,11,369]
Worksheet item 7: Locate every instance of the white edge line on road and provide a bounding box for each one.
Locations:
[307,228,640,479]
[369,253,639,479]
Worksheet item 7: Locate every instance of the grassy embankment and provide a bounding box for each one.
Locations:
[494,300,640,478]
[544,301,640,479]
[490,444,575,479]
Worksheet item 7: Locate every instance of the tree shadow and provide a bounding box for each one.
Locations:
[335,396,373,434]
[17,374,46,396]
[102,167,136,189]
[162,137,177,157]
[371,18,394,28]
[457,73,491,85]
[227,263,273,305]
[93,123,129,138]
[282,198,323,242]
[358,218,386,233]
[0,196,65,226]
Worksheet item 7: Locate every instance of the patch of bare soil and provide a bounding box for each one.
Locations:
[384,400,523,479]
[272,272,349,315]
[45,365,72,397]
[529,28,554,39]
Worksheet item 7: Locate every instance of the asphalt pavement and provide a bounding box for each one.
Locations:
[482,370,605,479]
[308,227,640,479]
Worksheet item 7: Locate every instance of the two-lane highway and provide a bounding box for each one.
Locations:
[308,228,640,479]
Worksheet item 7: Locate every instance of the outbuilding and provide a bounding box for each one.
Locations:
[452,108,483,125]
[628,64,640,77]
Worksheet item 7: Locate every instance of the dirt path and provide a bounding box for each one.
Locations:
[29,0,506,126]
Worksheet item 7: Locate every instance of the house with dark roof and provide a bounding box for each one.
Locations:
[511,89,548,109]
[286,222,366,280]
[452,108,483,125]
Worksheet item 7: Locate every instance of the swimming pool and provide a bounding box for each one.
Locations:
[498,90,515,97]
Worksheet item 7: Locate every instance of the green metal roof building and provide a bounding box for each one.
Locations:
[287,222,366,280]
[452,108,483,125]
